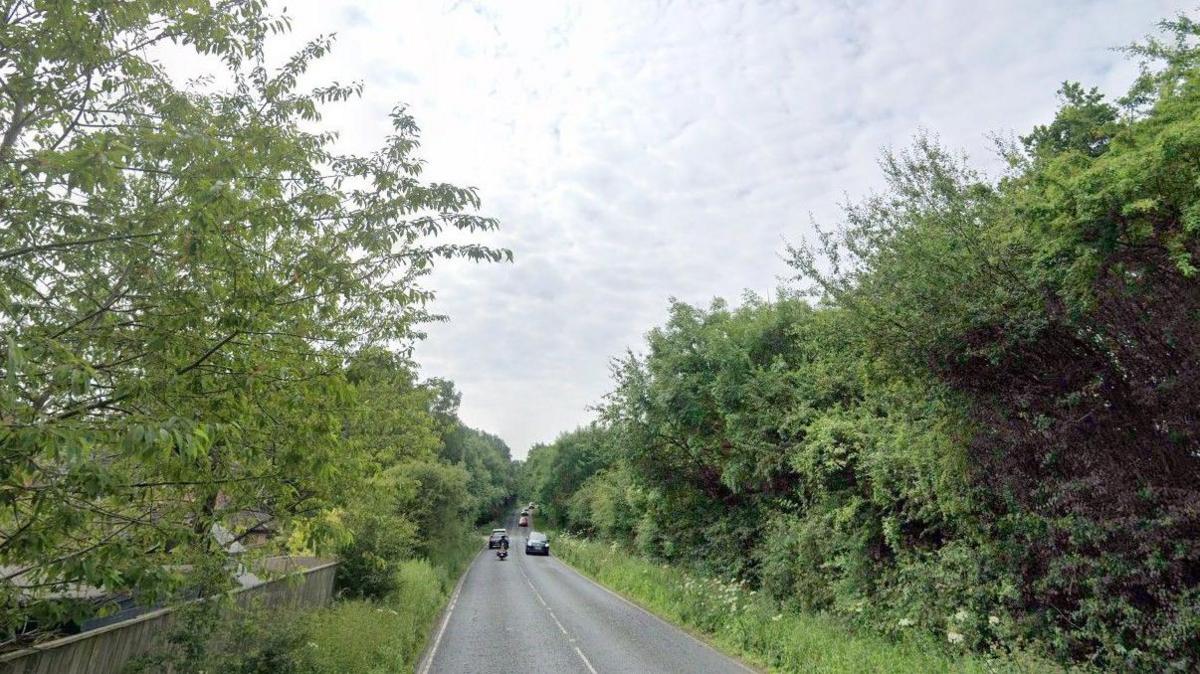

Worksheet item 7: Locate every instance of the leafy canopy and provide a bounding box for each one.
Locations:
[0,0,507,636]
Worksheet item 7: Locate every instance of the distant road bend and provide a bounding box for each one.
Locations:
[418,511,755,674]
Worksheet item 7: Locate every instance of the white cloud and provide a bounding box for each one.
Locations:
[213,0,1190,456]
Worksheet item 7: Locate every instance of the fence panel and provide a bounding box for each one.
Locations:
[0,559,338,674]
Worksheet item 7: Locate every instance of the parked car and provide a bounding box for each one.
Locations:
[518,515,529,527]
[525,532,550,556]
[520,509,529,516]
[488,529,508,549]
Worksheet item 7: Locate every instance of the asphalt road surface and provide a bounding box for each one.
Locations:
[418,510,756,674]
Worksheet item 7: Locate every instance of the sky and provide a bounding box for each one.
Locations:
[243,0,1189,458]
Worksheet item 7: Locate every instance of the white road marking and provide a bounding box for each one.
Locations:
[549,555,759,674]
[574,645,599,674]
[418,549,480,674]
[519,551,599,672]
[520,563,569,635]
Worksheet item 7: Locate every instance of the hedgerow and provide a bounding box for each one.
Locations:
[523,16,1200,671]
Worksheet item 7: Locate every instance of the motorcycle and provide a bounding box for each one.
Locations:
[496,548,508,560]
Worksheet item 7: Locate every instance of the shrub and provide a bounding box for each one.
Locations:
[125,599,307,674]
[335,458,474,599]
[552,533,1068,674]
[522,15,1200,671]
[298,559,453,674]
[336,498,420,599]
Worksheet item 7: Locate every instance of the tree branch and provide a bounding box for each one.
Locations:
[0,231,163,263]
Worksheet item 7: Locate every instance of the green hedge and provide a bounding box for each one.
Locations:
[552,533,1074,674]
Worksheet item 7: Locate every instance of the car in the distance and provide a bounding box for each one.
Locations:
[488,528,508,549]
[525,531,550,555]
[518,514,529,527]
[520,509,529,516]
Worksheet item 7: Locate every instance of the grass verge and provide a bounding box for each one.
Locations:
[296,558,459,673]
[127,534,481,673]
[551,533,1069,674]
[298,531,480,673]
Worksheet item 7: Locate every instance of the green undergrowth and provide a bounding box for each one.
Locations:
[297,531,480,673]
[552,533,1074,674]
[297,558,457,673]
[127,532,480,673]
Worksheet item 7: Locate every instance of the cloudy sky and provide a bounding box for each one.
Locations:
[255,0,1188,457]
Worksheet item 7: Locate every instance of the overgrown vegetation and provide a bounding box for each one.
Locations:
[0,0,512,655]
[127,554,477,673]
[333,367,511,601]
[299,549,480,674]
[524,15,1200,672]
[5,1,1198,671]
[553,533,1066,673]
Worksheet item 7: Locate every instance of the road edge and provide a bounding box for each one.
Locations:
[548,548,767,674]
[414,545,485,674]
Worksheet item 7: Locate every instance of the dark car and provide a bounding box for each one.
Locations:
[525,531,550,556]
[520,509,529,516]
[488,528,508,549]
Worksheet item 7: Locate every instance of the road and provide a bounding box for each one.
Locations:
[418,510,755,674]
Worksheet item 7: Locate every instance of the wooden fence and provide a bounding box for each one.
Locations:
[0,558,338,674]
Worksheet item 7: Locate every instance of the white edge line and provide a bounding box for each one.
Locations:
[549,555,758,674]
[418,547,482,674]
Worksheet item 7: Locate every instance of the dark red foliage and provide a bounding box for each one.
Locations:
[936,244,1200,662]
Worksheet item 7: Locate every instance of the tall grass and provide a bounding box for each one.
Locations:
[297,532,481,673]
[297,560,448,673]
[552,533,1071,674]
[125,531,483,673]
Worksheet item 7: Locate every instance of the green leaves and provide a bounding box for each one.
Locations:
[1,0,506,639]
[527,14,1200,670]
[1021,82,1120,159]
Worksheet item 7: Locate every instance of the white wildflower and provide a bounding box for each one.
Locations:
[771,614,783,622]
[947,630,965,645]
[897,618,915,628]
[988,615,1000,626]
[953,608,969,623]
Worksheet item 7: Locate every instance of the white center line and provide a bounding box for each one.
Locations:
[574,645,599,674]
[519,557,598,673]
[547,556,759,674]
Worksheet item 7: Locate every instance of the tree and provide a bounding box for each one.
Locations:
[342,348,442,475]
[528,15,1200,668]
[0,1,507,639]
[1021,82,1120,158]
